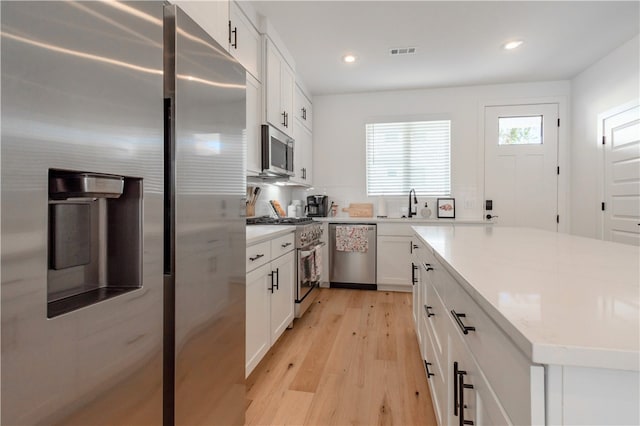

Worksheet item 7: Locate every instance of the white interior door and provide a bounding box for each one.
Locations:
[603,104,640,246]
[484,104,559,231]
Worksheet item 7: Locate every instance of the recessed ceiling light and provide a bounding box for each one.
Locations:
[343,54,356,63]
[503,40,524,50]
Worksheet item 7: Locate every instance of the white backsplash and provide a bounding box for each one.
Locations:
[249,183,292,217]
[293,185,478,219]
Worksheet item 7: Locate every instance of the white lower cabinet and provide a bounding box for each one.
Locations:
[246,232,295,377]
[415,232,544,426]
[268,251,295,342]
[377,235,412,291]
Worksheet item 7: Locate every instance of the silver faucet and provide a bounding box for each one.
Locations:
[408,189,418,218]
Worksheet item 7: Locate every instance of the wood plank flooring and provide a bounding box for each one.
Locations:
[246,288,437,426]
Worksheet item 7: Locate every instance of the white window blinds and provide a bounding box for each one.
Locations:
[366,120,451,196]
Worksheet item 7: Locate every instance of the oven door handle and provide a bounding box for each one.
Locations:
[299,241,326,257]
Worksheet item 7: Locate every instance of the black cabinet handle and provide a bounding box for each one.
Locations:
[423,263,433,272]
[301,107,306,120]
[424,360,434,378]
[268,270,275,293]
[411,262,418,285]
[424,305,434,317]
[413,243,419,249]
[459,370,475,425]
[249,253,264,261]
[231,27,238,50]
[285,112,289,128]
[454,361,461,416]
[282,111,286,127]
[273,268,279,290]
[451,310,476,334]
[281,242,292,248]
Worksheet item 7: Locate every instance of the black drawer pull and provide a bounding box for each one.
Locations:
[453,361,463,416]
[424,305,434,317]
[273,268,279,290]
[249,253,264,261]
[268,271,275,293]
[424,360,434,378]
[459,370,475,426]
[423,263,434,272]
[451,310,476,334]
[411,262,418,284]
[281,242,292,248]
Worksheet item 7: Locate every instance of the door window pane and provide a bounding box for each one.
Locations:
[498,116,542,145]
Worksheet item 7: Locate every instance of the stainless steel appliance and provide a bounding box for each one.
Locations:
[261,124,294,177]
[1,3,245,425]
[307,195,329,217]
[246,217,324,317]
[329,223,377,290]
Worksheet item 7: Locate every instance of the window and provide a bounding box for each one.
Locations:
[498,115,542,145]
[366,120,451,196]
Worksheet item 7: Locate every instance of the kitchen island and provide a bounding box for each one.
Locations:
[412,225,639,425]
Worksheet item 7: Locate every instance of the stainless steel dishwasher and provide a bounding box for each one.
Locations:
[329,223,377,290]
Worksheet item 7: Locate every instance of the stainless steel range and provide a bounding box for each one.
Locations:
[247,216,324,317]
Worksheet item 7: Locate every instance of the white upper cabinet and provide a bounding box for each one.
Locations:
[229,1,261,81]
[291,118,312,186]
[171,1,230,51]
[265,37,295,136]
[294,85,313,131]
[245,74,262,175]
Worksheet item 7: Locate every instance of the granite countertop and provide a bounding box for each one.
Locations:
[246,225,296,246]
[413,225,640,371]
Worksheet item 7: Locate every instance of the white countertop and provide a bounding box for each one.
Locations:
[313,217,487,224]
[413,225,640,371]
[246,225,296,246]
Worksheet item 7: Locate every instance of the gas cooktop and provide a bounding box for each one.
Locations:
[246,216,315,225]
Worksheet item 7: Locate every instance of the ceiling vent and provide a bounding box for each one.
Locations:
[389,47,416,56]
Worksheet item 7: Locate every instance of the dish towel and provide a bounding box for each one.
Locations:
[313,250,322,281]
[336,225,369,252]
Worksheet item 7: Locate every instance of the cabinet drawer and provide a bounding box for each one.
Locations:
[423,279,447,362]
[423,314,446,426]
[447,276,539,425]
[246,240,271,272]
[377,223,413,236]
[271,232,295,258]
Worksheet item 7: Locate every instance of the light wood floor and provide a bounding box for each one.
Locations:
[245,288,437,426]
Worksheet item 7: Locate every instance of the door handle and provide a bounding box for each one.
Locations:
[486,214,499,220]
[268,271,275,293]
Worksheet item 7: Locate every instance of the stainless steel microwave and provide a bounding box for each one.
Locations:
[261,124,294,176]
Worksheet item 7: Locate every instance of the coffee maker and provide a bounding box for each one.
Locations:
[306,195,329,217]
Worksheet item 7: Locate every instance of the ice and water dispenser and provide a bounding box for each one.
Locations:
[47,170,142,318]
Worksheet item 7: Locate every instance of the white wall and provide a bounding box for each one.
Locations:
[570,35,640,238]
[310,81,570,219]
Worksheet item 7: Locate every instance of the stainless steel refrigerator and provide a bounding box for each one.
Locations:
[1,2,246,425]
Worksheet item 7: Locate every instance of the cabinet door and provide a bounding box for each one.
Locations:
[246,263,271,377]
[269,251,295,343]
[377,236,412,288]
[246,74,262,174]
[291,119,312,185]
[301,124,312,185]
[280,62,295,135]
[265,41,283,131]
[229,1,261,81]
[294,85,313,131]
[172,0,229,51]
[448,328,478,426]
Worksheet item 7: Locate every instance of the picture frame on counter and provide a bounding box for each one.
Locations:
[437,198,455,218]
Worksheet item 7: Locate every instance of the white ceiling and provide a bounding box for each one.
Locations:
[250,1,640,96]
